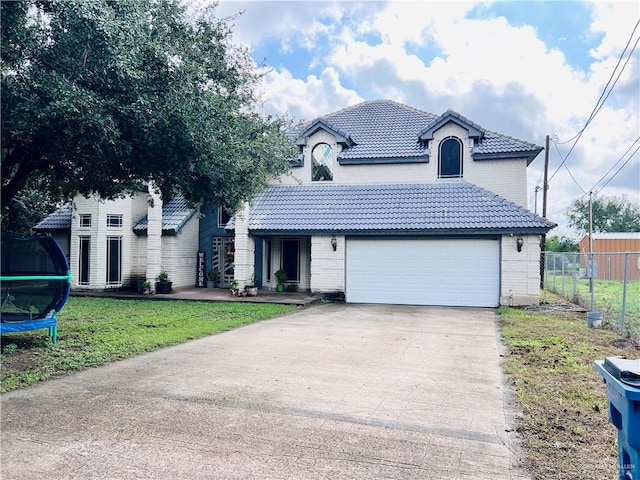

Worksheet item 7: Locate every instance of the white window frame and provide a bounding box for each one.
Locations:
[78,236,91,285]
[311,143,334,182]
[79,214,92,228]
[106,214,123,228]
[218,207,231,227]
[438,136,463,178]
[106,236,122,286]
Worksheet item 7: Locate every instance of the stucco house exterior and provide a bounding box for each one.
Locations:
[221,99,555,307]
[35,186,199,291]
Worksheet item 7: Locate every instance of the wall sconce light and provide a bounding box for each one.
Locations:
[331,237,337,251]
[516,237,524,252]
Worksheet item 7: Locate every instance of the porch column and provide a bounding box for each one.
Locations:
[146,183,163,287]
[233,202,254,290]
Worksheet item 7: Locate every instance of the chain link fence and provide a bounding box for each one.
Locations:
[543,251,640,344]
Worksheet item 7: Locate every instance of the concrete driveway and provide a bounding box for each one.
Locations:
[1,303,528,479]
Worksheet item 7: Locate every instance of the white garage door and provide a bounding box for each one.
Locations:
[346,238,500,307]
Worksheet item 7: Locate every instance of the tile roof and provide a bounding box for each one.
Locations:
[295,100,542,163]
[34,203,72,231]
[35,195,195,234]
[243,182,555,235]
[133,194,196,234]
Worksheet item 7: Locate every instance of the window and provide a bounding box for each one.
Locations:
[265,239,272,282]
[106,214,123,228]
[106,236,122,285]
[312,143,333,181]
[438,137,463,178]
[78,237,91,285]
[218,207,231,227]
[79,214,92,228]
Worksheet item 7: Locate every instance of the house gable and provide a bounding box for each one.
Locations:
[277,99,541,207]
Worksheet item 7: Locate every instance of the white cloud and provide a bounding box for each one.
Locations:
[211,0,639,232]
[259,67,363,120]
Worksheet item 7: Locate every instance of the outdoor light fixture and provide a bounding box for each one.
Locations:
[146,194,154,208]
[516,237,524,252]
[331,237,337,251]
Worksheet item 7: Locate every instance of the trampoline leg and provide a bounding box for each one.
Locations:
[49,325,58,344]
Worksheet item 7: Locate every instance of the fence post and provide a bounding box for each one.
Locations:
[621,252,629,336]
[561,253,566,296]
[573,253,578,301]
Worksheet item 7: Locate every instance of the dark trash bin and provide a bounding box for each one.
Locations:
[594,357,640,480]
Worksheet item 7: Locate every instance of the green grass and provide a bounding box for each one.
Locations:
[545,276,640,341]
[500,290,640,479]
[0,297,296,392]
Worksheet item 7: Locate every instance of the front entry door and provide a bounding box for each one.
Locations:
[281,238,299,282]
[211,237,234,287]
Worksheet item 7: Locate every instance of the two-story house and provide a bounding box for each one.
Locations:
[219,99,555,307]
[36,99,554,306]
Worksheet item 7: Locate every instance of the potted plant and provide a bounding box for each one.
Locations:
[142,280,152,294]
[206,267,219,288]
[155,271,172,294]
[230,278,240,297]
[274,269,288,292]
[245,274,258,297]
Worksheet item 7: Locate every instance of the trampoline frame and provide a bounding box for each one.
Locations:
[1,234,72,344]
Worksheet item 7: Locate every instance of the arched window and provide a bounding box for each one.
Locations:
[312,143,333,181]
[438,137,463,178]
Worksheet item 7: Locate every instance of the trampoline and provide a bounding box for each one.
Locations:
[1,232,72,343]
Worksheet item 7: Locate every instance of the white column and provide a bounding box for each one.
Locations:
[146,183,163,286]
[232,202,254,290]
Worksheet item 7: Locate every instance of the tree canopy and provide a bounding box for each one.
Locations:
[567,195,640,234]
[1,0,295,231]
[545,235,578,252]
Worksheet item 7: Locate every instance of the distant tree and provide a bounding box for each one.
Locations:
[545,235,578,252]
[567,195,640,234]
[1,0,295,231]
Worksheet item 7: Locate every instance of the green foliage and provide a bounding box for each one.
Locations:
[207,267,219,281]
[567,195,640,234]
[0,297,295,392]
[1,343,18,354]
[545,235,578,252]
[274,269,288,284]
[1,0,296,229]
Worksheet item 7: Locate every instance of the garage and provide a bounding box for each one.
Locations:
[346,238,500,307]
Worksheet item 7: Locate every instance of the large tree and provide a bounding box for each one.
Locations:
[567,195,640,234]
[1,0,295,231]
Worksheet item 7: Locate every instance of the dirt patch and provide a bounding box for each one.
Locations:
[500,300,640,480]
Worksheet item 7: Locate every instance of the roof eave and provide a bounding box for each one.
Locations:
[248,226,555,236]
[295,119,356,148]
[473,147,543,165]
[338,155,429,165]
[419,113,486,141]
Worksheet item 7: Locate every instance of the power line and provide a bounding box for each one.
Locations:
[598,144,640,191]
[548,18,640,183]
[589,136,640,192]
[551,139,588,194]
[544,139,640,219]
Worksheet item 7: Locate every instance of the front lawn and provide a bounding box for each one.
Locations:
[1,297,296,392]
[500,291,640,480]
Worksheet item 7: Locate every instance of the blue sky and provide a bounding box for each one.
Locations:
[206,0,639,236]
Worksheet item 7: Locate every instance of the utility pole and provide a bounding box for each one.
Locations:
[588,191,594,311]
[542,134,549,218]
[540,135,550,289]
